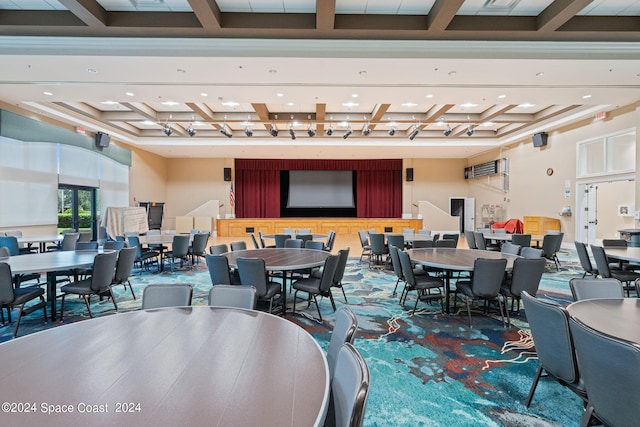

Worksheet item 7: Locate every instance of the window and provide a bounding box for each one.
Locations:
[578,130,635,178]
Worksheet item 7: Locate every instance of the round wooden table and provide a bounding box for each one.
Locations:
[225,248,330,316]
[406,248,519,313]
[0,307,330,427]
[567,298,640,344]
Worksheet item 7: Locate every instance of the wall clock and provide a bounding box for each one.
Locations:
[546,168,554,176]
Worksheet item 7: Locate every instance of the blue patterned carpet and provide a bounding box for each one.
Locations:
[1,249,585,426]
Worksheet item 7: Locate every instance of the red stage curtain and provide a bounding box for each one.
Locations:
[235,169,280,218]
[356,170,402,218]
[234,159,402,218]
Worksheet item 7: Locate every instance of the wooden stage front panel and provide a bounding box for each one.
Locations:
[216,218,423,237]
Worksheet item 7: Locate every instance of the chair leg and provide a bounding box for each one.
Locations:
[109,288,118,311]
[465,297,472,327]
[13,304,25,339]
[60,294,66,321]
[127,279,136,300]
[84,295,93,318]
[580,404,596,427]
[525,365,544,408]
[392,278,401,296]
[328,291,336,312]
[312,294,322,321]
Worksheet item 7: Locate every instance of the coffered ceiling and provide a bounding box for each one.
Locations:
[0,0,639,159]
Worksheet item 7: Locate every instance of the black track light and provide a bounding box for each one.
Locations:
[343,127,352,139]
[289,128,296,140]
[186,126,196,137]
[269,124,278,137]
[163,126,172,136]
[443,125,452,136]
[244,126,253,137]
[220,126,232,138]
[408,126,420,141]
[466,125,474,136]
[362,124,371,136]
[307,128,316,137]
[326,126,334,136]
[388,127,396,136]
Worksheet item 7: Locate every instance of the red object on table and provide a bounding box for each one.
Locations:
[491,218,523,233]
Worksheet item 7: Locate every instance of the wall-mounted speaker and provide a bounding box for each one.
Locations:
[532,132,548,147]
[95,132,110,148]
[223,167,232,182]
[406,167,414,182]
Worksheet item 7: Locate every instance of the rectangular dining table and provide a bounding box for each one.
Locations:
[2,250,103,320]
[406,248,519,313]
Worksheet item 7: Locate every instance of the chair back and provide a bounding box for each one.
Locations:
[509,257,546,297]
[237,257,270,297]
[369,233,387,256]
[330,343,370,427]
[442,233,459,246]
[327,307,358,379]
[191,233,209,256]
[113,246,137,285]
[388,245,404,281]
[541,234,560,259]
[257,231,267,248]
[411,240,433,249]
[398,250,417,287]
[78,231,92,242]
[470,258,507,298]
[208,284,257,309]
[76,241,98,251]
[230,240,247,251]
[141,284,193,309]
[436,239,456,248]
[333,247,350,286]
[205,254,233,285]
[521,247,543,258]
[590,245,612,278]
[298,228,312,234]
[284,238,302,248]
[0,262,15,305]
[418,229,431,235]
[0,247,9,258]
[574,241,595,274]
[127,235,144,258]
[386,234,404,250]
[521,291,581,385]
[89,251,118,292]
[357,230,369,248]
[103,240,126,250]
[0,236,20,256]
[283,228,296,236]
[500,242,521,255]
[60,232,80,251]
[274,234,289,248]
[319,254,341,292]
[569,317,640,427]
[511,234,532,248]
[473,232,487,250]
[326,230,337,251]
[171,234,191,257]
[209,243,229,255]
[464,230,476,249]
[305,240,325,250]
[569,278,624,301]
[296,234,313,246]
[250,233,260,249]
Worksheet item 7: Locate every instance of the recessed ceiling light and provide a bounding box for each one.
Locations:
[43,91,52,96]
[286,102,295,106]
[481,121,495,126]
[221,101,239,106]
[342,102,359,107]
[125,92,134,97]
[401,102,418,107]
[200,93,208,97]
[518,103,536,108]
[101,100,119,105]
[142,120,156,126]
[582,94,592,99]
[276,93,284,97]
[425,94,433,99]
[161,101,179,106]
[498,94,506,99]
[460,102,477,108]
[351,94,358,98]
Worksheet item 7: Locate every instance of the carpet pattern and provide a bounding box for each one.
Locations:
[1,250,587,426]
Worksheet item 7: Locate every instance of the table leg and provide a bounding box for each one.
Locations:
[281,271,288,316]
[444,270,451,314]
[46,272,57,321]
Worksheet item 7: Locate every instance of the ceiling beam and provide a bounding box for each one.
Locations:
[185,102,222,130]
[479,105,516,121]
[316,0,336,31]
[187,0,222,29]
[427,0,464,32]
[251,103,271,129]
[367,104,391,130]
[58,0,107,27]
[121,102,158,121]
[315,104,326,135]
[537,0,594,33]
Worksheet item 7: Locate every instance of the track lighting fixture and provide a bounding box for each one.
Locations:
[269,124,278,137]
[326,125,334,136]
[343,126,352,139]
[186,126,196,137]
[244,126,253,137]
[163,125,172,136]
[289,127,296,140]
[388,127,396,136]
[466,125,474,136]
[362,123,371,136]
[220,125,232,138]
[408,125,420,141]
[307,127,316,137]
[443,124,452,136]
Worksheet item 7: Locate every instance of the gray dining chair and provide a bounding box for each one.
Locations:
[541,233,563,270]
[326,343,370,427]
[165,234,191,271]
[398,250,444,314]
[237,257,282,314]
[453,258,508,327]
[590,244,640,296]
[305,240,325,251]
[284,238,303,248]
[386,234,404,251]
[520,247,543,258]
[60,250,119,319]
[209,243,229,255]
[292,254,340,321]
[569,317,640,427]
[464,230,476,249]
[141,284,193,309]
[103,240,126,250]
[500,257,546,314]
[521,291,587,409]
[128,235,160,272]
[230,240,247,251]
[574,241,598,277]
[189,232,210,265]
[368,233,388,267]
[274,234,289,248]
[326,306,358,380]
[357,230,371,263]
[205,254,239,286]
[0,262,47,338]
[510,234,531,248]
[111,246,137,300]
[411,240,433,249]
[208,284,257,309]
[569,277,624,301]
[500,242,521,256]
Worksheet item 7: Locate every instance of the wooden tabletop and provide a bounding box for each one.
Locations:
[406,248,518,271]
[225,248,330,270]
[568,298,640,345]
[0,307,329,427]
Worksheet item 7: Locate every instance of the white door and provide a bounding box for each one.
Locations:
[584,184,598,244]
[464,197,475,232]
